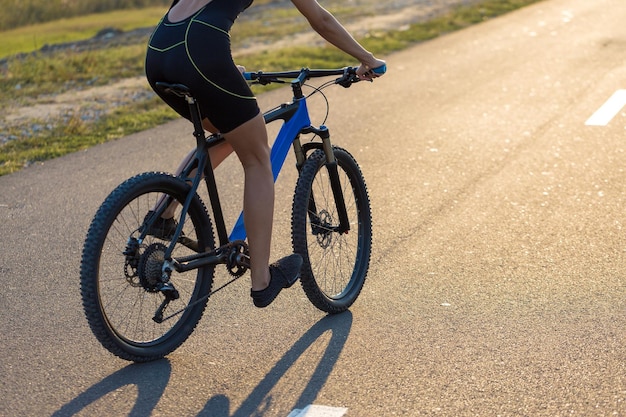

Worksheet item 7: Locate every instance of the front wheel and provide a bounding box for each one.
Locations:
[292,147,372,313]
[80,172,215,362]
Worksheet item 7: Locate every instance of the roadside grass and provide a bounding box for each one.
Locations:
[0,0,277,32]
[359,0,545,52]
[0,7,168,59]
[0,44,147,104]
[0,0,544,176]
[0,96,178,174]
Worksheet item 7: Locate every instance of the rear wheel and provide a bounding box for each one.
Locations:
[292,147,372,313]
[80,172,215,362]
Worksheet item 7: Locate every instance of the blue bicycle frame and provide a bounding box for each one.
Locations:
[229,93,313,241]
[153,67,366,261]
[138,66,375,321]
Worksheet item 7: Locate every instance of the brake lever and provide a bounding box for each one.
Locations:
[244,72,285,86]
[336,67,360,88]
[255,77,284,86]
[336,76,353,88]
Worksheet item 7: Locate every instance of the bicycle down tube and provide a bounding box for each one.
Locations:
[230,69,352,241]
[152,68,361,266]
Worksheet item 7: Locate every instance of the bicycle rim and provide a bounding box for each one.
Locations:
[80,172,215,362]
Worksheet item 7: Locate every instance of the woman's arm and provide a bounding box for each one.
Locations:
[290,0,385,79]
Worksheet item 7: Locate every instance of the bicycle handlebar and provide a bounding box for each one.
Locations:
[244,64,386,88]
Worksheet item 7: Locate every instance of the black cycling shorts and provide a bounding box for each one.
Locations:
[145,0,258,133]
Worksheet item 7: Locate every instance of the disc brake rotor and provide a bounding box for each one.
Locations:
[315,210,334,249]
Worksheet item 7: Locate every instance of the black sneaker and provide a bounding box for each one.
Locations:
[251,254,303,308]
[142,211,178,240]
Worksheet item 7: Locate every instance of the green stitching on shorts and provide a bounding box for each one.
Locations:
[148,6,256,101]
[184,15,256,100]
[192,19,230,37]
[163,20,187,27]
[148,15,186,52]
[148,41,186,53]
[147,16,164,48]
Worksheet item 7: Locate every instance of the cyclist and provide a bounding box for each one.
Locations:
[145,0,385,308]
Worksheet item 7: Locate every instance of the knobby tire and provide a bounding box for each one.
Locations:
[80,172,215,362]
[291,147,372,313]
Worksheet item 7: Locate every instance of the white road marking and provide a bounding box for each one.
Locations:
[287,404,348,417]
[585,89,626,126]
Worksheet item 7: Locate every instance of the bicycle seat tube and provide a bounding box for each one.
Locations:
[184,94,231,247]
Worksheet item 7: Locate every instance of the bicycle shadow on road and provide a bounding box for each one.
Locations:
[51,312,351,417]
[197,311,353,417]
[51,359,171,417]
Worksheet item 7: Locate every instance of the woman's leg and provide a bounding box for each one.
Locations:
[154,114,273,290]
[222,113,273,290]
[203,118,234,169]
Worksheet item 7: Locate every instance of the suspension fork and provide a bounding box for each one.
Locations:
[296,126,351,234]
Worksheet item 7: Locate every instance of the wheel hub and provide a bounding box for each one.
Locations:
[315,210,334,249]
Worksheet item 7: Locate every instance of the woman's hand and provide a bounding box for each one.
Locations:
[356,58,387,81]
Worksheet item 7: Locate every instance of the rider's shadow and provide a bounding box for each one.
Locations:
[198,312,353,417]
[52,312,352,417]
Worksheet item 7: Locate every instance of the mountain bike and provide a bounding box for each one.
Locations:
[80,65,384,362]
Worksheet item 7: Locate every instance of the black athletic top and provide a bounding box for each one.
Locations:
[145,0,258,133]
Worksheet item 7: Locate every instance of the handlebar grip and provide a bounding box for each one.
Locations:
[243,72,253,81]
[371,64,387,75]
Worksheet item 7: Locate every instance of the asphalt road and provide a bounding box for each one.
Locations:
[1,0,625,415]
